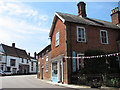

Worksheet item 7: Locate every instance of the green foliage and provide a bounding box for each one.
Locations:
[81,50,106,74]
[102,74,120,87]
[79,50,119,74]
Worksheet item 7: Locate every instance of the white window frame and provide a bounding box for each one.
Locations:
[46,63,48,72]
[10,59,16,67]
[42,53,44,59]
[77,53,84,70]
[100,30,109,44]
[46,50,48,61]
[55,31,59,47]
[77,26,86,42]
[38,64,40,72]
[31,62,34,71]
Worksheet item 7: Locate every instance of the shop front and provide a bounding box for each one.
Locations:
[51,54,64,83]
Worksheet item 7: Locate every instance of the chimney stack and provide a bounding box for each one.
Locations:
[34,52,37,59]
[77,1,87,17]
[111,7,120,25]
[28,53,30,57]
[12,43,15,48]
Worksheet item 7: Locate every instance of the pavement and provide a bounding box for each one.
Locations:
[1,75,120,90]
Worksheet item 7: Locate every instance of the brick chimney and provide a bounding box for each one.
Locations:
[28,53,30,57]
[111,7,120,25]
[12,43,15,48]
[34,52,37,59]
[77,1,87,17]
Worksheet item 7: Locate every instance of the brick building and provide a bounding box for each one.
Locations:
[37,2,120,84]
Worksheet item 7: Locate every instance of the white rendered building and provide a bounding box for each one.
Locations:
[0,43,37,74]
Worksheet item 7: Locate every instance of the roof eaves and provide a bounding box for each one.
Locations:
[55,12,65,23]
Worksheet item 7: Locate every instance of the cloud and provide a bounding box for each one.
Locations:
[0,1,50,55]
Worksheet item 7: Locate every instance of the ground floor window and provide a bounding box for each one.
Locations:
[38,65,40,72]
[77,53,84,70]
[1,65,3,70]
[7,67,11,71]
[10,59,16,66]
[31,62,33,71]
[52,62,58,76]
[46,62,48,72]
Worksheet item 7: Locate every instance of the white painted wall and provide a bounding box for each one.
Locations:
[0,44,37,74]
[29,59,37,73]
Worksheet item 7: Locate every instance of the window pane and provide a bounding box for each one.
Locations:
[101,31,108,44]
[55,32,59,46]
[77,27,86,42]
[81,29,84,38]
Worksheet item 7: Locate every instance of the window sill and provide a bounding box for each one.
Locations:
[77,41,87,43]
[55,45,59,48]
[101,43,109,45]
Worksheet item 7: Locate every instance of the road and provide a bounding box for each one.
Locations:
[0,75,99,90]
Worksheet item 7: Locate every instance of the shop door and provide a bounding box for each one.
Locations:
[52,62,58,82]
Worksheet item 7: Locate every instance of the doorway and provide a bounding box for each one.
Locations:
[52,62,58,82]
[41,65,44,79]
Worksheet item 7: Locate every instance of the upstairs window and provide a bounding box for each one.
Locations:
[46,50,49,72]
[42,53,44,59]
[27,60,29,63]
[100,30,109,44]
[10,59,16,66]
[22,58,24,63]
[77,26,86,42]
[55,32,59,47]
[46,50,48,61]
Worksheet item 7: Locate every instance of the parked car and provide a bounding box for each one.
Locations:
[0,71,13,76]
[0,70,4,76]
[4,71,13,76]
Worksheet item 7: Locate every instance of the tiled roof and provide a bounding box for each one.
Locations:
[57,12,120,29]
[1,44,28,59]
[49,12,120,37]
[38,44,51,55]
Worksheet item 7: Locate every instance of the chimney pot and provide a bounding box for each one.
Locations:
[111,7,120,25]
[34,52,37,59]
[77,1,87,17]
[28,53,30,57]
[12,43,15,48]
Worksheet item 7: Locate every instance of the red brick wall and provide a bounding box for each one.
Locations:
[37,50,51,81]
[43,52,51,80]
[51,18,68,83]
[38,18,120,84]
[66,22,120,83]
[111,12,120,25]
[67,23,119,53]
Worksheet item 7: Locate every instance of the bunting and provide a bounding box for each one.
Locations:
[64,52,120,59]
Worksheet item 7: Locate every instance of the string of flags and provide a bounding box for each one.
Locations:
[64,52,120,59]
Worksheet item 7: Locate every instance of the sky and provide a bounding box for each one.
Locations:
[0,0,119,56]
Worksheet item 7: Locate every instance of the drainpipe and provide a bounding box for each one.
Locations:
[65,24,68,84]
[117,40,120,71]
